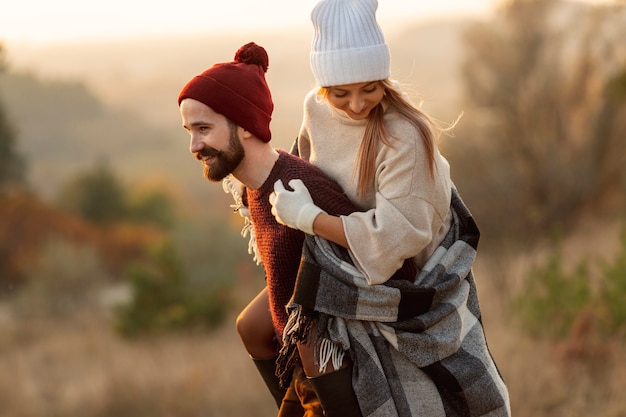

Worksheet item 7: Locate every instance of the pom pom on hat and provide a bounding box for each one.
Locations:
[310,0,391,87]
[178,42,274,142]
[234,42,269,72]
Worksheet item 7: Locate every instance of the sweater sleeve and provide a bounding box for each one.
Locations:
[341,126,452,285]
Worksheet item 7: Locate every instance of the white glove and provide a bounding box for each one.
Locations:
[270,179,325,235]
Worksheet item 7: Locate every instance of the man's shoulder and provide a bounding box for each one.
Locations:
[276,149,326,179]
[275,150,344,192]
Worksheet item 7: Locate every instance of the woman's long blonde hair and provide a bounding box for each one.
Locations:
[320,79,441,198]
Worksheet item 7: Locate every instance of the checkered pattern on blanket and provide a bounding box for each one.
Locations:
[278,188,511,417]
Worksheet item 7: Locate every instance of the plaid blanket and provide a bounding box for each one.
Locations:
[278,188,511,417]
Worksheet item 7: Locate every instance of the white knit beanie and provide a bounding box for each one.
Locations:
[310,0,391,87]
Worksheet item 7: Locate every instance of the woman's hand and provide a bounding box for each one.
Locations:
[270,179,325,235]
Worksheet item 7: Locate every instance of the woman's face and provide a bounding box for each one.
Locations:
[326,81,385,120]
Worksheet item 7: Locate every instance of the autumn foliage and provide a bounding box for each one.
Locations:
[0,191,165,292]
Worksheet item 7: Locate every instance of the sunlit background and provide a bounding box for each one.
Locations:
[1,1,625,416]
[2,0,500,45]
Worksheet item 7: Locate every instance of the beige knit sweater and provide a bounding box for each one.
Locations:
[298,89,453,285]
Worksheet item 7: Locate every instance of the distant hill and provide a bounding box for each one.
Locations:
[0,71,197,200]
[1,19,473,199]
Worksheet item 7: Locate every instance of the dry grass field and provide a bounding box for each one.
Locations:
[0,279,278,417]
[2,216,625,417]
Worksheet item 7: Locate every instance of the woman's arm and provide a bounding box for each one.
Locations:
[312,212,348,248]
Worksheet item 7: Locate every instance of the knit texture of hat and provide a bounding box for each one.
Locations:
[310,0,391,87]
[178,42,273,142]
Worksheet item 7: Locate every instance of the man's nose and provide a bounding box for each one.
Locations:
[189,135,204,154]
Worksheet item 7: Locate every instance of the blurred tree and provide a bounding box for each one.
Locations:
[116,242,232,337]
[458,0,626,241]
[127,187,174,228]
[0,43,25,193]
[58,159,127,224]
[57,161,176,228]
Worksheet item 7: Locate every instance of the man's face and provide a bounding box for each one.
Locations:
[180,98,245,182]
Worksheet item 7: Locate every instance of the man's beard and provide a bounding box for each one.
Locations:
[195,126,245,182]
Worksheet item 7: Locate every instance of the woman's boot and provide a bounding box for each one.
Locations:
[308,365,362,417]
[252,357,286,409]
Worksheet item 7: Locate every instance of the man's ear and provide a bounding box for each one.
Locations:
[239,127,254,140]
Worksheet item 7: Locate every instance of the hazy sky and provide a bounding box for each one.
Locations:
[2,0,503,46]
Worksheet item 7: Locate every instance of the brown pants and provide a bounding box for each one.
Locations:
[277,366,324,417]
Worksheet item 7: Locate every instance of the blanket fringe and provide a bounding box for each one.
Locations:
[318,337,345,374]
[222,176,261,265]
[276,306,313,388]
[277,307,348,386]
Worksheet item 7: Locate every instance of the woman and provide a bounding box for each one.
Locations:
[269,0,511,416]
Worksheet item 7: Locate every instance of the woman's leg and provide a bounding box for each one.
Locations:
[236,286,277,358]
[236,287,286,408]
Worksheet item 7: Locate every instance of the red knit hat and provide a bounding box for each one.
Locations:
[178,42,274,142]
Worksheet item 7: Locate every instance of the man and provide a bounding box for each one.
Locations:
[178,42,368,417]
